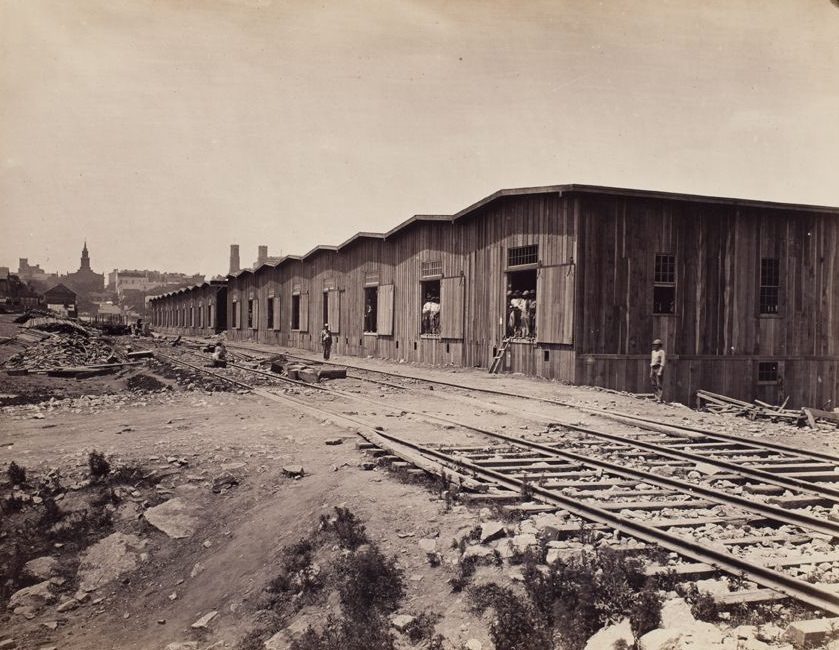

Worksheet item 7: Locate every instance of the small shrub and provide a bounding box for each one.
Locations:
[2,494,24,513]
[88,450,110,481]
[629,587,662,640]
[291,613,396,650]
[337,545,404,618]
[405,611,440,644]
[7,461,26,485]
[469,583,551,650]
[681,583,720,622]
[320,507,369,550]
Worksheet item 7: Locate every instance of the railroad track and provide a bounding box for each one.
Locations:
[148,339,839,616]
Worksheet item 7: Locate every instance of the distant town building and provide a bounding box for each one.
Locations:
[61,242,105,296]
[251,244,282,269]
[18,258,58,291]
[108,269,205,298]
[0,269,41,311]
[43,284,77,317]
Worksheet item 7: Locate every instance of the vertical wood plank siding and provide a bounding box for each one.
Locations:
[574,195,838,407]
[148,187,837,408]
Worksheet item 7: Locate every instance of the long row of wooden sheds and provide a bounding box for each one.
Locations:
[149,184,839,409]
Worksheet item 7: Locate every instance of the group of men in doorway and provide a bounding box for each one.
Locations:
[506,290,536,339]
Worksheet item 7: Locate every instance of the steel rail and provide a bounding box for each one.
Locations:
[177,342,839,537]
[234,344,839,466]
[146,344,839,616]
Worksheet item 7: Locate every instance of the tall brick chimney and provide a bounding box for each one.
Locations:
[229,244,240,275]
[257,245,268,267]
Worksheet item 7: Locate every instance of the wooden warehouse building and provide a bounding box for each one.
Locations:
[149,280,227,336]
[149,184,839,409]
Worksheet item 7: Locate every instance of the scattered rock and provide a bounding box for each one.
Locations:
[211,472,239,493]
[55,597,79,613]
[785,617,839,648]
[325,438,343,446]
[77,532,147,592]
[584,618,632,650]
[391,614,415,632]
[660,597,695,628]
[23,556,59,581]
[282,465,305,478]
[143,498,199,539]
[418,538,437,553]
[7,580,56,612]
[480,522,506,544]
[191,610,218,629]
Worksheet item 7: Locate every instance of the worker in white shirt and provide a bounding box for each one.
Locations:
[650,338,666,402]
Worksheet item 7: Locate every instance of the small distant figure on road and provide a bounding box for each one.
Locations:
[321,323,332,360]
[211,340,228,368]
[650,338,666,403]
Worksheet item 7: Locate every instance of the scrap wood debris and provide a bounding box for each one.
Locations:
[697,389,839,428]
[3,331,120,372]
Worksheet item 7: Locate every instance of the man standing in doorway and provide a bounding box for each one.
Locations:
[650,339,666,403]
[321,323,332,360]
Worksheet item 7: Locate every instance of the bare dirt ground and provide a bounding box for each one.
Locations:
[2,318,838,650]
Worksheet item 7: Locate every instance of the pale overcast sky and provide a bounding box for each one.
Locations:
[1,0,837,277]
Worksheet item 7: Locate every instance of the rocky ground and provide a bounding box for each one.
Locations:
[1,316,838,650]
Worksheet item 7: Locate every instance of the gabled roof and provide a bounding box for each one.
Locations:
[301,245,338,261]
[336,232,384,251]
[384,214,451,239]
[451,183,839,221]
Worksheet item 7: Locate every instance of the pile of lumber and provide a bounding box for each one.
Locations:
[696,389,839,428]
[266,355,346,383]
[3,331,120,373]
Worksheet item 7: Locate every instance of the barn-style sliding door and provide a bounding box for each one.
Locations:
[440,276,464,339]
[536,264,575,344]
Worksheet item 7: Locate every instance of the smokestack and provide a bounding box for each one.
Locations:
[229,244,240,275]
[257,245,268,267]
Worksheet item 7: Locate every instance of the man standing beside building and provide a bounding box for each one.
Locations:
[321,323,332,360]
[650,339,666,403]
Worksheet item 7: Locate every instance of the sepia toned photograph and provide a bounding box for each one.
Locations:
[1,1,838,649]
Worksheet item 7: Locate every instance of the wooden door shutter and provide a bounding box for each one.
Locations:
[377,284,394,335]
[536,264,575,344]
[440,276,464,339]
[299,292,309,332]
[327,289,341,333]
[273,296,281,331]
[253,299,259,329]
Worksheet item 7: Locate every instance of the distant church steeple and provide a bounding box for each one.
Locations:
[80,241,91,271]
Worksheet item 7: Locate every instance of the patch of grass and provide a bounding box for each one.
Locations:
[7,461,26,485]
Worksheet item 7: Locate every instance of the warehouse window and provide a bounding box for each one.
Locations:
[508,245,538,268]
[267,297,274,329]
[291,295,300,330]
[364,287,378,333]
[653,254,676,315]
[421,280,440,335]
[232,300,239,328]
[758,361,779,383]
[247,299,254,328]
[421,260,443,279]
[506,269,537,339]
[760,258,780,314]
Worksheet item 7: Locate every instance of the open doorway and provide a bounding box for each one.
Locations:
[506,269,537,340]
[421,279,440,335]
[364,287,378,333]
[322,291,329,329]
